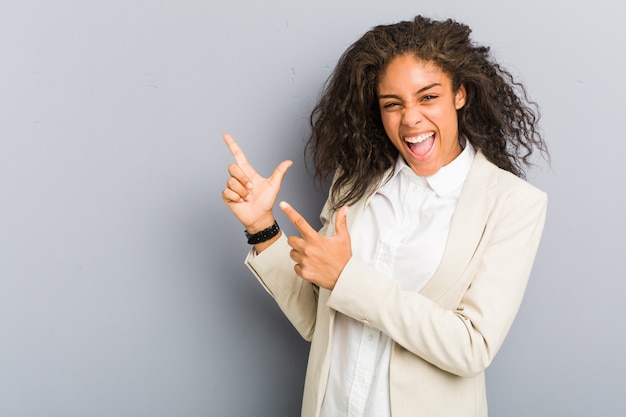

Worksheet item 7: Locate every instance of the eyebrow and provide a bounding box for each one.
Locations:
[378,83,442,99]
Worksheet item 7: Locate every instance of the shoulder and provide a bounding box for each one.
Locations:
[320,166,394,226]
[468,151,547,204]
[457,152,548,247]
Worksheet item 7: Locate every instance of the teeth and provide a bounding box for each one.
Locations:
[405,132,433,143]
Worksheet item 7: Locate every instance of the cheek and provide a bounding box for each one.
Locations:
[444,109,460,131]
[438,111,460,146]
[430,107,457,131]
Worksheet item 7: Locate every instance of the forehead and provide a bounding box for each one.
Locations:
[378,54,451,90]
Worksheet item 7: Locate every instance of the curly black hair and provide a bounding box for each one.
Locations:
[307,15,549,210]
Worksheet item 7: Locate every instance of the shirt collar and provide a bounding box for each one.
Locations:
[393,139,476,197]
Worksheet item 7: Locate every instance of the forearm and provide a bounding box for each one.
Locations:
[328,190,547,377]
[328,258,493,377]
[246,234,319,340]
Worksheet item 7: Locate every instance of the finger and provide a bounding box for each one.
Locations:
[286,234,306,252]
[289,248,302,264]
[222,133,248,165]
[334,205,350,237]
[268,160,293,190]
[222,187,244,203]
[279,201,317,238]
[226,176,250,201]
[227,163,253,190]
[223,133,256,176]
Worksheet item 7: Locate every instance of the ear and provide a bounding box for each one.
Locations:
[454,84,467,110]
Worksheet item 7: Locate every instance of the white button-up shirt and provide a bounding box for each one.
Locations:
[320,143,475,417]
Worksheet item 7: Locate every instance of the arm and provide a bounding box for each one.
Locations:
[245,234,320,341]
[222,133,324,340]
[244,194,351,340]
[327,186,548,377]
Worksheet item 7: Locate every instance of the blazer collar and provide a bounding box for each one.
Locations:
[344,151,499,302]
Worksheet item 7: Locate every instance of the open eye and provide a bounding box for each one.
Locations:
[421,94,438,102]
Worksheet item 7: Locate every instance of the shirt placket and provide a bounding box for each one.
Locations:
[347,229,401,417]
[346,325,381,417]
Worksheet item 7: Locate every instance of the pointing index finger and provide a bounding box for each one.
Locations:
[223,133,250,167]
[279,201,316,238]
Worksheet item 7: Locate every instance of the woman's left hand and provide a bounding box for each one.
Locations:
[279,201,351,290]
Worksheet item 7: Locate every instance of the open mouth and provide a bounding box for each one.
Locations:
[405,132,435,158]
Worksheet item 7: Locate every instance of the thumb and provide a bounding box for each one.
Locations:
[334,205,350,238]
[269,160,293,189]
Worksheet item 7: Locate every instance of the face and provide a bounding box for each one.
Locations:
[377,54,466,176]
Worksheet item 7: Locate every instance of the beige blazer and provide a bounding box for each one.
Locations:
[246,151,547,417]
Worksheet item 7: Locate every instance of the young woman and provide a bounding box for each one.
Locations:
[222,15,548,417]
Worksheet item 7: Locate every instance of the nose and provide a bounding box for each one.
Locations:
[402,105,422,126]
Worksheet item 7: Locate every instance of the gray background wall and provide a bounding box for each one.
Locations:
[1,1,624,416]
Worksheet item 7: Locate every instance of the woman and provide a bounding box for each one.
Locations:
[222,15,548,417]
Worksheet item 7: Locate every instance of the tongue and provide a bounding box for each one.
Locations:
[408,135,434,157]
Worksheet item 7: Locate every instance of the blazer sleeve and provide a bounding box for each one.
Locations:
[327,180,548,378]
[245,235,319,341]
[244,197,336,341]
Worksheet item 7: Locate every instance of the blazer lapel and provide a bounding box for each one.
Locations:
[326,154,498,303]
[420,152,498,302]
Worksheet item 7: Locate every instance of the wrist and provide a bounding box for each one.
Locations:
[245,215,276,235]
[245,220,280,245]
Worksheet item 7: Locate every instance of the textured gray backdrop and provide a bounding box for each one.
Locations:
[1,1,625,416]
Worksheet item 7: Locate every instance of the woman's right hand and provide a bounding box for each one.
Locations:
[222,133,293,233]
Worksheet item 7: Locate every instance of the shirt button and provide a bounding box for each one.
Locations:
[362,318,370,326]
